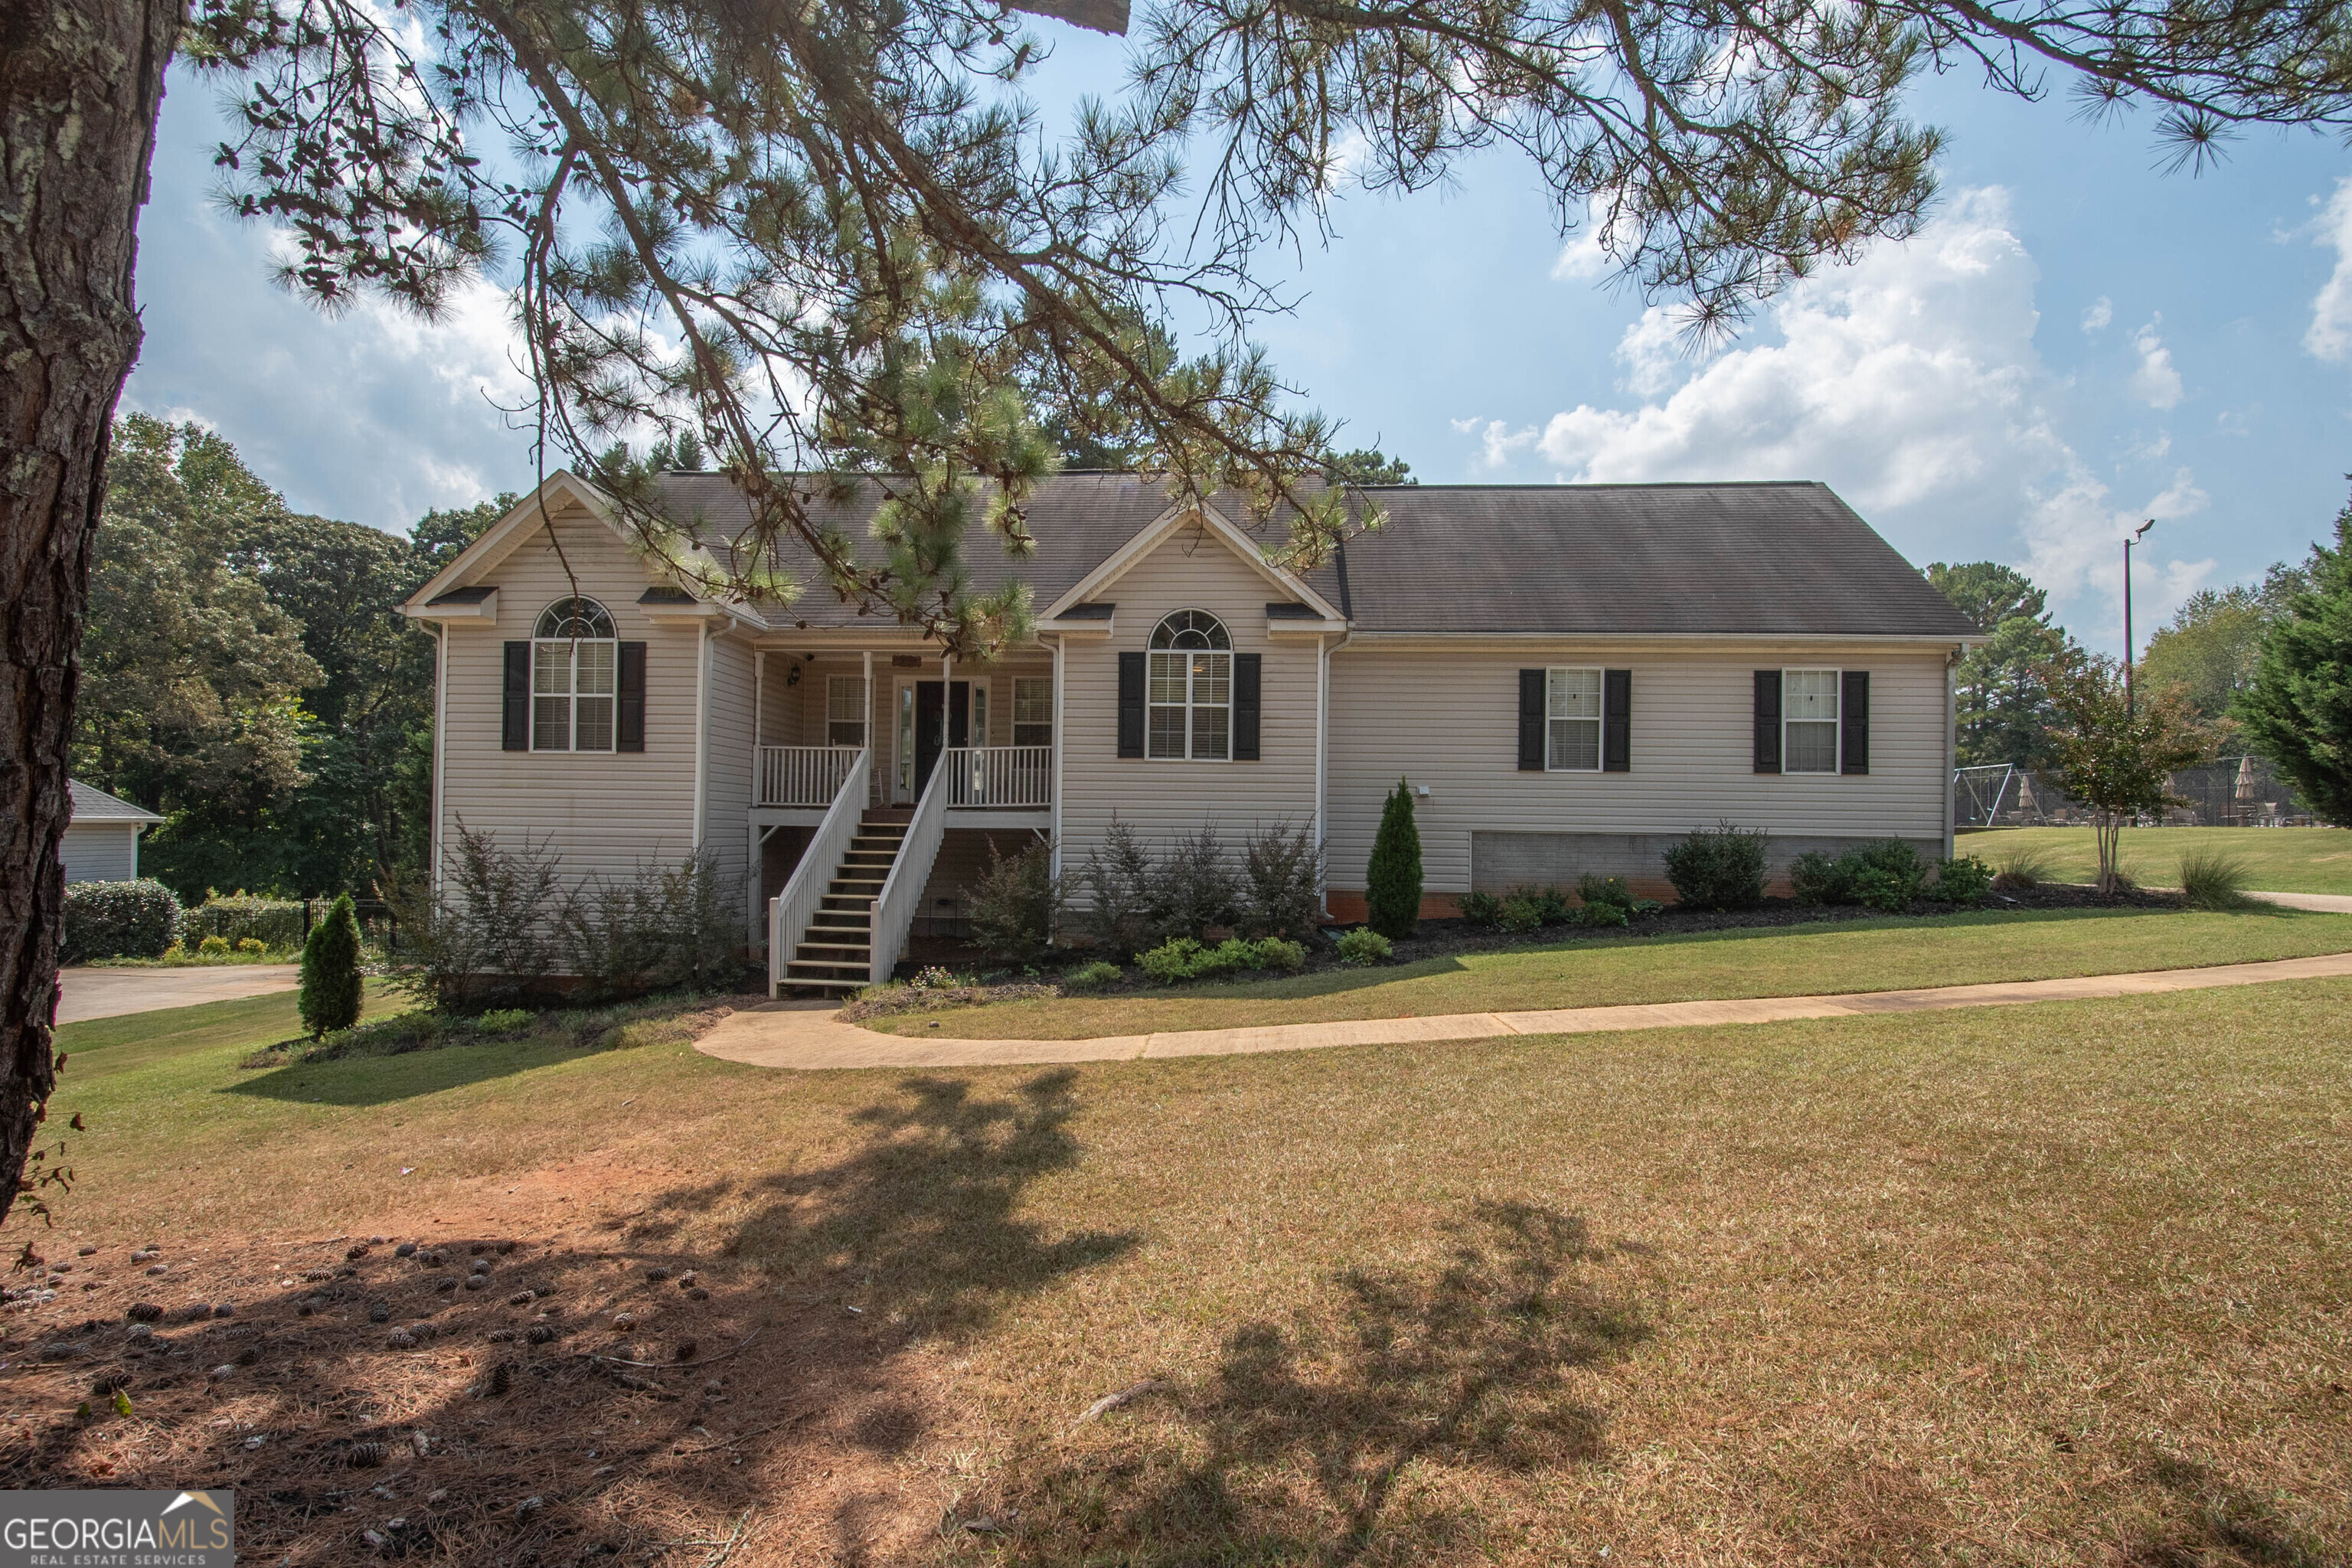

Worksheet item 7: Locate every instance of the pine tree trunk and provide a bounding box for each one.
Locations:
[0,0,180,1216]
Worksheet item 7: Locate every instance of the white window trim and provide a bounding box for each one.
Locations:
[1544,665,1605,773]
[530,597,619,754]
[1012,675,1054,748]
[826,674,867,748]
[1781,667,1842,776]
[1145,624,1233,763]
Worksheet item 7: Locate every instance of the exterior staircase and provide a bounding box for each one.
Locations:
[779,811,910,997]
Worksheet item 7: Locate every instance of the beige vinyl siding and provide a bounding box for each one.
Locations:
[437,510,701,885]
[60,823,140,884]
[705,633,756,887]
[1057,528,1319,868]
[1326,644,1953,894]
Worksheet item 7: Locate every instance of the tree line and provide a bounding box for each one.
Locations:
[1928,488,2352,826]
[72,416,505,902]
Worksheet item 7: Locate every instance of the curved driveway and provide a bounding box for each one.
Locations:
[57,965,301,1025]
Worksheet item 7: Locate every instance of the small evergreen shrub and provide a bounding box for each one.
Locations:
[1496,894,1544,933]
[1077,820,1161,952]
[1135,936,1296,982]
[1253,937,1306,972]
[1788,851,1849,906]
[475,1008,534,1032]
[1062,960,1122,992]
[299,893,364,1037]
[1364,779,1424,939]
[1241,822,1324,939]
[197,935,231,956]
[1336,929,1392,965]
[61,879,181,961]
[1844,839,1928,913]
[1576,900,1630,929]
[1931,855,1994,904]
[1459,890,1502,927]
[1574,874,1636,915]
[1662,823,1769,910]
[1160,825,1240,939]
[967,837,1064,961]
[2178,847,2254,910]
[1138,938,1209,982]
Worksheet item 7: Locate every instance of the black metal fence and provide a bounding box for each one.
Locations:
[1954,756,2311,829]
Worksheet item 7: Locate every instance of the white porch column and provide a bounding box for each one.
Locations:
[862,648,874,804]
[691,622,711,850]
[1050,635,1065,879]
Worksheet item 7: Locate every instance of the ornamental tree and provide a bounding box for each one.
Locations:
[2040,652,2218,893]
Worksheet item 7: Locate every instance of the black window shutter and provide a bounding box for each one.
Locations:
[1117,652,1146,758]
[1232,653,1261,760]
[1517,669,1545,770]
[1603,668,1631,773]
[1841,670,1870,775]
[617,641,647,753]
[503,642,531,751]
[1753,670,1782,774]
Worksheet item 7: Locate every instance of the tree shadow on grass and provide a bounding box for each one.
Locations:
[219,1034,645,1107]
[998,1199,1651,1565]
[2125,1456,2347,1568]
[3,1067,1138,1567]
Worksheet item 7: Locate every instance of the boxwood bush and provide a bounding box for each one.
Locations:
[62,879,182,961]
[1661,824,1769,910]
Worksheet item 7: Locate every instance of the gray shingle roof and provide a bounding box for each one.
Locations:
[68,779,163,825]
[647,472,1975,639]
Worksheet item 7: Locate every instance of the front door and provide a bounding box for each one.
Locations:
[912,680,970,796]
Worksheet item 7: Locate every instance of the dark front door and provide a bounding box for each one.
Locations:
[913,681,970,794]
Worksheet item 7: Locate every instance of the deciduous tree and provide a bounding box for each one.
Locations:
[2041,651,2218,893]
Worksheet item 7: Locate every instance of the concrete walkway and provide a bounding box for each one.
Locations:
[695,949,2352,1072]
[2251,890,2352,913]
[57,964,301,1025]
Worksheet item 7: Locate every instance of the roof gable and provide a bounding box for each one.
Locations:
[1040,503,1344,622]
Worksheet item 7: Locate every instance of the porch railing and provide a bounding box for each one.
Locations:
[870,755,951,986]
[939,745,1054,808]
[758,745,865,808]
[767,749,871,996]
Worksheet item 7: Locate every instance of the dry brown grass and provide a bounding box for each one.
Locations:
[11,978,2352,1565]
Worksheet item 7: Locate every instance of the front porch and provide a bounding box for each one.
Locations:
[751,743,1053,829]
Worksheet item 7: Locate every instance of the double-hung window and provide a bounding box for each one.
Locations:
[1012,677,1054,747]
[1147,610,1231,760]
[1782,668,1841,773]
[1546,668,1603,770]
[532,598,617,752]
[826,675,867,746]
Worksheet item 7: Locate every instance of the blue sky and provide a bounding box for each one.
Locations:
[124,30,2352,653]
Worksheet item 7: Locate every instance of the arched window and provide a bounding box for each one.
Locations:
[1147,610,1232,760]
[532,597,618,751]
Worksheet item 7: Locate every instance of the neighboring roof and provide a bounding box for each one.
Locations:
[1297,482,1979,638]
[68,780,163,826]
[643,472,1976,640]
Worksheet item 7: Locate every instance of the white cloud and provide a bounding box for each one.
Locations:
[2080,296,2112,332]
[2128,317,2184,409]
[1550,199,1623,282]
[1468,185,2212,645]
[2305,176,2352,363]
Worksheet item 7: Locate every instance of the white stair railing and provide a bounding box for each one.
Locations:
[758,745,865,808]
[868,759,951,986]
[939,745,1054,808]
[767,749,871,996]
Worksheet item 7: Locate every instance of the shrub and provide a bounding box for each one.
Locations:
[1254,936,1306,972]
[61,879,181,961]
[1576,900,1630,929]
[1241,822,1324,939]
[1788,851,1848,906]
[1062,960,1122,992]
[1574,874,1636,915]
[1161,825,1240,939]
[1662,823,1768,910]
[1336,928,1392,965]
[1989,841,2056,891]
[1459,890,1502,927]
[299,893,364,1037]
[181,893,305,951]
[1076,820,1160,952]
[1364,779,1423,939]
[1844,839,1927,913]
[556,851,746,1002]
[235,936,266,955]
[475,1008,533,1033]
[384,822,564,1008]
[968,837,1065,961]
[2178,847,2254,910]
[1932,854,1994,904]
[1138,937,1208,982]
[197,935,230,956]
[1496,894,1544,934]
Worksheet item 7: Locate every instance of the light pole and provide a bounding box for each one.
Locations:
[2124,518,2154,716]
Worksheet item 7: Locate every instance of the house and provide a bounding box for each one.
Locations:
[63,780,164,884]
[400,471,1980,994]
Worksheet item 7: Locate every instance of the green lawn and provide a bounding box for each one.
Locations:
[27,974,2352,1563]
[865,904,2352,1039]
[1962,824,2352,894]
